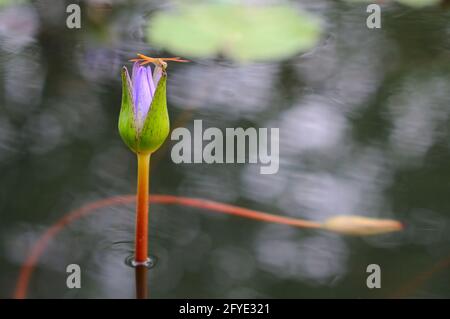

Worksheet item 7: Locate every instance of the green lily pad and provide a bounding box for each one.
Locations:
[345,0,441,7]
[0,0,26,8]
[395,0,441,7]
[147,4,322,62]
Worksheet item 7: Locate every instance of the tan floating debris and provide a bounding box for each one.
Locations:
[322,215,403,236]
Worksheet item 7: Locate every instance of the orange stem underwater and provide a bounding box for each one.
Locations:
[135,153,150,263]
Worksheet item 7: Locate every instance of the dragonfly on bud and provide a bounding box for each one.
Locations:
[130,53,189,70]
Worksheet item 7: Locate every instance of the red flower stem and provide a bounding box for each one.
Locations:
[135,153,150,263]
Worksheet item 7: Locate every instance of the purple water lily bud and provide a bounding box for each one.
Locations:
[119,61,169,155]
[124,62,163,130]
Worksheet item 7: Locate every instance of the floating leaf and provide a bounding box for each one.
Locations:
[0,0,27,8]
[322,215,404,236]
[345,0,441,7]
[147,4,322,62]
[395,0,441,7]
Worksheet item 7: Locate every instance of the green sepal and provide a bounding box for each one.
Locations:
[118,67,139,153]
[138,74,170,154]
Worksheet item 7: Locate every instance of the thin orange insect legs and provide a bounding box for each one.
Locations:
[130,59,153,66]
[136,53,158,63]
[160,57,190,62]
[130,53,190,66]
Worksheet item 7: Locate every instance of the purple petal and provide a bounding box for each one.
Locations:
[132,64,153,128]
[153,65,163,87]
[146,65,156,98]
[132,62,140,84]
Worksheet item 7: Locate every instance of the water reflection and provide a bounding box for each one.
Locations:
[0,4,38,51]
[256,228,348,285]
[170,63,278,120]
[388,72,450,164]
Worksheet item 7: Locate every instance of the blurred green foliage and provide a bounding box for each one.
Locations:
[147,3,322,62]
[347,0,441,7]
[396,0,441,7]
[0,0,26,8]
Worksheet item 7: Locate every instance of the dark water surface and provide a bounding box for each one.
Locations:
[1,1,450,298]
